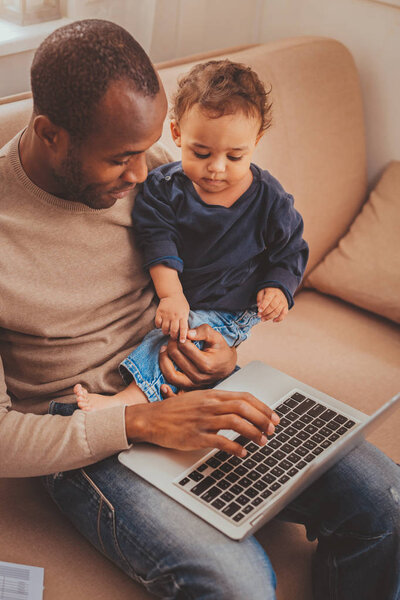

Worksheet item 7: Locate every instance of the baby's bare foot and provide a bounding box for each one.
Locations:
[74,383,126,412]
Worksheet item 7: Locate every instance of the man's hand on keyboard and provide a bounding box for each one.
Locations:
[125,388,280,458]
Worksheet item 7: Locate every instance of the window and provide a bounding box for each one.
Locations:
[0,0,61,26]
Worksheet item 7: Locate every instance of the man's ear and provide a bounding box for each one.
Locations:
[170,120,182,147]
[33,115,69,155]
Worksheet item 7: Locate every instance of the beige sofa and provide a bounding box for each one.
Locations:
[1,37,399,600]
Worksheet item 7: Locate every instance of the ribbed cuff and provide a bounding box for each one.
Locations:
[84,404,131,460]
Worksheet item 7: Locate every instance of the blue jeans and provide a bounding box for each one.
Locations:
[119,309,260,402]
[42,402,400,600]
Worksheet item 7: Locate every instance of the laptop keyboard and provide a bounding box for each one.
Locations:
[174,390,357,525]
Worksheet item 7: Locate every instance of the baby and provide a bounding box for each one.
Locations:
[75,59,309,411]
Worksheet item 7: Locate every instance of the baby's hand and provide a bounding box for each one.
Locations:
[257,287,288,323]
[155,294,190,342]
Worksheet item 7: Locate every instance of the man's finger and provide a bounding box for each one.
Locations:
[179,319,188,344]
[155,314,163,328]
[159,346,196,388]
[201,433,248,458]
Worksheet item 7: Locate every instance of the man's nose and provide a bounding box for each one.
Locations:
[121,154,148,184]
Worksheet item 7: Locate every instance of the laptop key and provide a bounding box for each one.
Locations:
[288,467,298,477]
[327,421,340,431]
[238,476,253,488]
[222,502,241,517]
[233,512,245,522]
[237,494,251,506]
[252,451,265,461]
[206,457,221,469]
[197,463,208,472]
[272,450,285,461]
[271,466,284,477]
[243,458,257,469]
[337,426,348,435]
[304,440,317,450]
[320,427,331,437]
[235,436,250,446]
[243,505,255,514]
[304,424,318,435]
[276,432,290,443]
[279,475,290,484]
[287,453,302,463]
[269,439,281,449]
[279,459,292,471]
[281,443,295,454]
[312,447,324,456]
[230,484,244,495]
[254,480,267,491]
[297,460,307,469]
[293,420,305,430]
[201,486,222,502]
[189,471,204,482]
[252,497,263,507]
[285,426,297,437]
[211,469,225,480]
[292,392,306,402]
[329,433,340,442]
[293,398,316,415]
[290,437,302,448]
[225,472,240,484]
[320,409,337,422]
[211,498,226,510]
[255,463,268,474]
[215,450,230,461]
[344,420,356,428]
[321,439,332,449]
[244,488,258,499]
[334,414,347,424]
[244,442,259,453]
[216,479,230,490]
[227,456,242,466]
[270,482,281,491]
[220,462,234,473]
[262,474,276,484]
[311,433,324,444]
[308,404,325,417]
[296,446,308,457]
[304,454,316,463]
[261,490,272,499]
[247,470,261,482]
[190,476,215,495]
[297,430,308,441]
[312,418,325,428]
[221,491,234,502]
[233,466,248,477]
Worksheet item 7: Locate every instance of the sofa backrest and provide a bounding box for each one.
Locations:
[0,36,367,272]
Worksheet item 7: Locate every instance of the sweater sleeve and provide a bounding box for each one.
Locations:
[256,194,309,308]
[0,357,130,478]
[133,171,183,272]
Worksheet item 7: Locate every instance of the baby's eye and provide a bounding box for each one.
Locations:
[194,151,211,159]
[228,155,242,162]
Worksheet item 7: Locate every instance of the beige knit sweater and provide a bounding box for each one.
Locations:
[0,133,171,477]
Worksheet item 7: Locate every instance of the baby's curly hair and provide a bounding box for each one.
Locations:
[31,19,159,142]
[171,59,272,134]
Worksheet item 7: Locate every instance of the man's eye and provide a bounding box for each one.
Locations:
[194,151,211,159]
[112,160,129,166]
[228,156,242,161]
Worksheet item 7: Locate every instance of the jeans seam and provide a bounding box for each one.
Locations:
[80,468,132,575]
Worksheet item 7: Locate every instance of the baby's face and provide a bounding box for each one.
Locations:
[171,105,261,198]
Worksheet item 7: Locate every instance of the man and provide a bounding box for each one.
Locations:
[1,20,399,600]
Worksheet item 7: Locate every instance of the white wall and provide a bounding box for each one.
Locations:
[259,0,400,185]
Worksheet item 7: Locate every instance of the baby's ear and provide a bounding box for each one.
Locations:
[170,120,182,147]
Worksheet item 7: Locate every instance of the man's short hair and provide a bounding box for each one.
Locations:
[31,19,160,141]
[171,59,272,134]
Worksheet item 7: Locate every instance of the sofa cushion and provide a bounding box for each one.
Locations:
[305,161,400,323]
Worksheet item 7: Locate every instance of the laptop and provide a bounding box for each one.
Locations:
[118,361,399,540]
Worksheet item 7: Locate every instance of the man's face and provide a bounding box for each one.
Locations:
[52,80,168,209]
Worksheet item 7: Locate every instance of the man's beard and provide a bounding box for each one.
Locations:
[52,146,105,209]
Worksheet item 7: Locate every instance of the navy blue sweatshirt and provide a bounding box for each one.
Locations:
[133,162,309,311]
